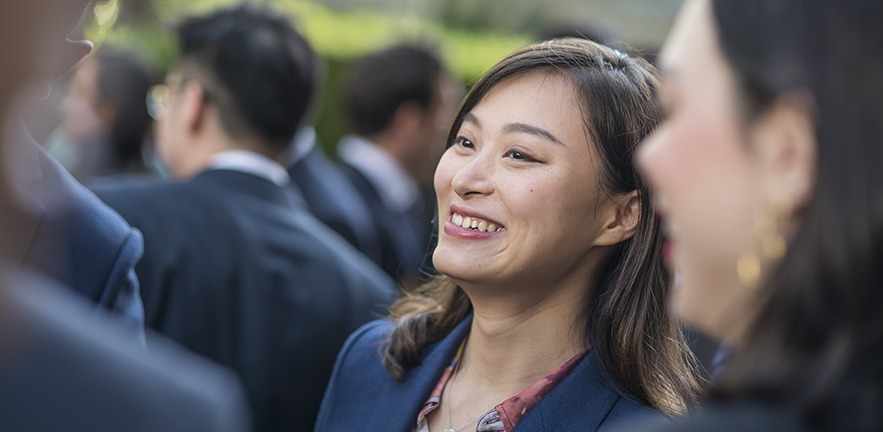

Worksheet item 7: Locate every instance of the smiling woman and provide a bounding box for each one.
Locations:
[316,38,702,432]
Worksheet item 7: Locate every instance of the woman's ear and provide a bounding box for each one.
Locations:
[751,92,817,216]
[593,190,641,247]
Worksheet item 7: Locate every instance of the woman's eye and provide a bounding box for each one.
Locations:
[454,136,474,149]
[505,149,537,162]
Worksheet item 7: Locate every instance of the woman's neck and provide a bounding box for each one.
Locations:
[457,284,589,396]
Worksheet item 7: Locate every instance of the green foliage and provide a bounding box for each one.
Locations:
[86,0,532,153]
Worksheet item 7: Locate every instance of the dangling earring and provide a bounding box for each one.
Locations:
[736,212,788,288]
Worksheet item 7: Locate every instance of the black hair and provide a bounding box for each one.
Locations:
[175,4,316,150]
[91,51,156,170]
[341,44,442,136]
[711,0,883,429]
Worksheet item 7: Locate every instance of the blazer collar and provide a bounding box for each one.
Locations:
[375,314,473,431]
[516,351,623,432]
[190,168,306,209]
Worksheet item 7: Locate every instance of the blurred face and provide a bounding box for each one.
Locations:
[60,58,108,142]
[433,71,613,294]
[636,0,765,339]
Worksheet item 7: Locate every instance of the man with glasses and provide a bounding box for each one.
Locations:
[95,5,395,432]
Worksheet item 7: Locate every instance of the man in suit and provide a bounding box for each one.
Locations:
[0,0,144,333]
[337,44,460,284]
[286,126,383,264]
[0,1,249,430]
[95,6,396,431]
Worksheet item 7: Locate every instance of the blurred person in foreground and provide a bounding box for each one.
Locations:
[0,0,250,430]
[1,0,145,332]
[337,44,460,285]
[316,38,702,432]
[637,0,883,430]
[94,5,395,431]
[50,50,159,182]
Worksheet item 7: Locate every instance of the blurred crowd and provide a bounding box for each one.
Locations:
[1,0,882,432]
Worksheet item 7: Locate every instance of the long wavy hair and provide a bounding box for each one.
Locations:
[710,0,883,429]
[382,38,702,415]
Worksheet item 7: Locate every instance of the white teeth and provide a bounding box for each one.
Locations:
[450,212,504,232]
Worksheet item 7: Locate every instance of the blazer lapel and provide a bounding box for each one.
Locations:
[373,315,472,431]
[515,351,622,432]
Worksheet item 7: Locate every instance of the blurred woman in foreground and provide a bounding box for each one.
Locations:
[638,0,883,429]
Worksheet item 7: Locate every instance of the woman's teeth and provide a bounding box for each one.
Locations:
[451,212,502,233]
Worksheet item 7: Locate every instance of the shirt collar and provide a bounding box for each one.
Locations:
[337,134,419,212]
[284,126,317,167]
[207,149,290,186]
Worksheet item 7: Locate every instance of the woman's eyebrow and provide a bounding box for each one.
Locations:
[503,122,564,145]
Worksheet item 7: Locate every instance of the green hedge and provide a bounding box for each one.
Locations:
[88,0,532,155]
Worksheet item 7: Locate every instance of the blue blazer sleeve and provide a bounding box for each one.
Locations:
[315,320,394,431]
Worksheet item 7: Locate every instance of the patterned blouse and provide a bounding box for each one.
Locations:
[414,343,590,432]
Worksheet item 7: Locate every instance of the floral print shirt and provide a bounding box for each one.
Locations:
[414,344,589,432]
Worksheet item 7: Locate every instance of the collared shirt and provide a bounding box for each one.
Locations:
[208,149,290,187]
[414,344,590,432]
[284,126,317,167]
[337,134,419,213]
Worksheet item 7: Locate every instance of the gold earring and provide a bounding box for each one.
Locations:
[736,212,788,288]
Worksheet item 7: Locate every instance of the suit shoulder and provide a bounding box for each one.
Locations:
[5,277,251,431]
[337,319,395,367]
[599,396,669,431]
[315,320,395,430]
[639,402,802,432]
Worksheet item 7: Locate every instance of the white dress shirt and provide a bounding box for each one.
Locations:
[208,150,290,187]
[337,134,419,213]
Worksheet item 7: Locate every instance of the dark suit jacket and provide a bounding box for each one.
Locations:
[0,271,250,432]
[340,163,433,282]
[288,144,382,264]
[96,169,396,432]
[316,317,667,432]
[3,123,144,331]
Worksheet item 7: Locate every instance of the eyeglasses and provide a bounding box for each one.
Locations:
[146,77,213,121]
[146,84,169,121]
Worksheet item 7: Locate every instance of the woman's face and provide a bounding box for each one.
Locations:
[433,71,618,295]
[637,0,767,340]
[60,57,108,142]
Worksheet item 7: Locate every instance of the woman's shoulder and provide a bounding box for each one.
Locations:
[636,401,802,432]
[336,319,396,369]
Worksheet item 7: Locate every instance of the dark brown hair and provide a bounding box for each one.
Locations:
[383,38,701,415]
[711,0,883,428]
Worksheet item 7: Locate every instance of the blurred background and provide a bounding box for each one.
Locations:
[51,0,684,158]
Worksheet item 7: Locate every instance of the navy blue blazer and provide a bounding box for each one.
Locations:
[339,163,433,282]
[316,317,667,432]
[5,123,144,332]
[288,143,383,264]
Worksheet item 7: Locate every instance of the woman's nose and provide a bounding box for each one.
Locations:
[451,151,495,198]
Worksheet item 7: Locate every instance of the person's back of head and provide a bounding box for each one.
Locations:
[174,5,316,153]
[93,51,156,171]
[342,44,442,138]
[340,44,456,186]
